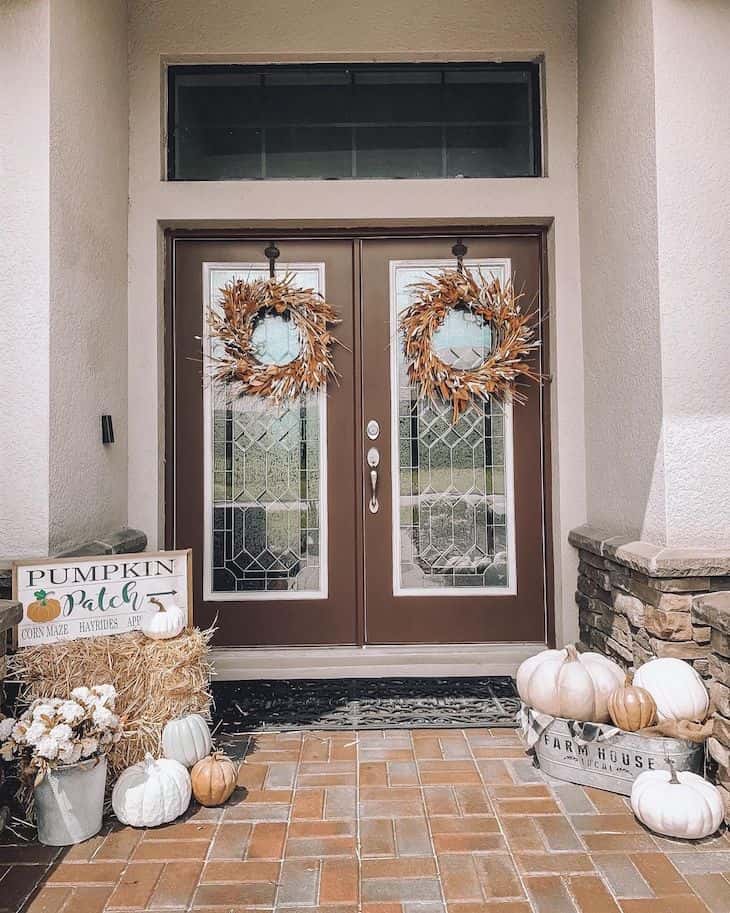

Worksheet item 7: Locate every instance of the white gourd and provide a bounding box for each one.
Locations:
[112,754,191,828]
[631,761,724,839]
[140,597,186,641]
[633,657,709,723]
[516,644,624,722]
[162,714,212,767]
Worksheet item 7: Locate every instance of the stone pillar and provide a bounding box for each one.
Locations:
[571,525,730,820]
[693,592,730,822]
[569,525,730,677]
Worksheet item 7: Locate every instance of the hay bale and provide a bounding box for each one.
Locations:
[9,628,214,781]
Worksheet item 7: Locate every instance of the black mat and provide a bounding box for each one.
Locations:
[212,676,519,732]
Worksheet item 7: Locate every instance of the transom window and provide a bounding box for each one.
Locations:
[167,63,542,181]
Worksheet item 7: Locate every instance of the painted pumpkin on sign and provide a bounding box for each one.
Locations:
[607,675,657,732]
[27,590,61,624]
[191,752,238,807]
[140,596,186,641]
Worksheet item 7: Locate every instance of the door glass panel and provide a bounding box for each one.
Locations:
[431,309,492,370]
[391,260,516,595]
[250,314,301,366]
[203,264,327,600]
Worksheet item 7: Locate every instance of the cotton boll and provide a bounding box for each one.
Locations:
[25,721,49,745]
[92,684,117,705]
[58,742,83,765]
[59,701,85,724]
[92,706,114,727]
[49,724,73,744]
[36,736,60,760]
[32,703,56,720]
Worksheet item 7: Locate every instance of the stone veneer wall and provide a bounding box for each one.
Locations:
[694,592,730,821]
[570,525,730,821]
[0,601,22,701]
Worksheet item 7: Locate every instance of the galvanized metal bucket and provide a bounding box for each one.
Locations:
[534,717,704,796]
[34,756,107,845]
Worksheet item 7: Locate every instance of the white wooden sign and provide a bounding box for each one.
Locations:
[12,550,192,647]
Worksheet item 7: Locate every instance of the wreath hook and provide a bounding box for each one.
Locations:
[264,241,280,278]
[451,238,468,275]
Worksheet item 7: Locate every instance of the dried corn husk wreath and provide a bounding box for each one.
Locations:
[209,273,340,402]
[400,268,542,421]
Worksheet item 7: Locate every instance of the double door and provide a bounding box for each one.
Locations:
[171,234,548,647]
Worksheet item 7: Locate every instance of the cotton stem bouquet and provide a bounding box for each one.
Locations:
[0,684,123,785]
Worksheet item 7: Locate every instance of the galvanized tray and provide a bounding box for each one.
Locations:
[534,716,705,795]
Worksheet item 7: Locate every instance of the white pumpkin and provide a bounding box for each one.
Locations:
[516,644,624,722]
[162,714,212,767]
[631,761,724,839]
[633,657,709,723]
[140,596,186,640]
[112,753,191,828]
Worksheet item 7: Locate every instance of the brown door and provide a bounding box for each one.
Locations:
[360,237,546,644]
[172,239,360,646]
[170,233,548,648]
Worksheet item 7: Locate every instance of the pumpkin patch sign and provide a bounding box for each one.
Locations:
[12,550,192,647]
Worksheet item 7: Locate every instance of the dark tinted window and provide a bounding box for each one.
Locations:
[168,63,541,181]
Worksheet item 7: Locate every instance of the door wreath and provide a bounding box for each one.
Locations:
[209,267,340,404]
[400,261,541,421]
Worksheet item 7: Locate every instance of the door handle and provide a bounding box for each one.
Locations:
[369,468,378,513]
[367,447,380,514]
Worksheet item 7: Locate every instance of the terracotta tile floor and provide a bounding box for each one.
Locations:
[3,728,730,913]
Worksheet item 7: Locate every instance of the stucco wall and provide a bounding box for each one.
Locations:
[127,0,585,645]
[652,0,730,548]
[578,0,730,549]
[47,0,129,553]
[0,0,51,558]
[577,0,664,543]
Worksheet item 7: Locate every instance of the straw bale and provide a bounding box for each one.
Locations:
[9,627,214,781]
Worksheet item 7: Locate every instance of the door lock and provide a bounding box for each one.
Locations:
[367,447,380,513]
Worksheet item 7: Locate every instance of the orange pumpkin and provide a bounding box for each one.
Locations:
[608,675,657,732]
[26,589,61,623]
[191,752,238,807]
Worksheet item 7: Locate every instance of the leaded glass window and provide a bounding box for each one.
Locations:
[203,264,327,599]
[390,260,516,595]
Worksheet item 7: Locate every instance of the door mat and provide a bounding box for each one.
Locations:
[211,676,520,732]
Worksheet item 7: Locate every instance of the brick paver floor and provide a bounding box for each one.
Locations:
[3,728,730,912]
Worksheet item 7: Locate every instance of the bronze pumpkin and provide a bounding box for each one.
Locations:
[608,675,657,732]
[190,751,238,807]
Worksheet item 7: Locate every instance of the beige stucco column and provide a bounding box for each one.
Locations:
[1,0,51,558]
[578,0,730,549]
[0,0,129,559]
